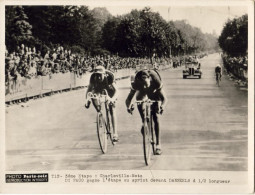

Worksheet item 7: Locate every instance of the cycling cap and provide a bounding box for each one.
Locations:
[94,65,105,74]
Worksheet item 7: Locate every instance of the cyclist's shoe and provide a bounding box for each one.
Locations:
[159,106,164,115]
[85,100,91,109]
[127,104,134,114]
[155,145,162,155]
[112,134,119,142]
[156,148,162,155]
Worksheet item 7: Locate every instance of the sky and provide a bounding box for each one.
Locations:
[92,6,248,36]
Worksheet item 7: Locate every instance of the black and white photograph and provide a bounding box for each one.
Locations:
[1,0,254,193]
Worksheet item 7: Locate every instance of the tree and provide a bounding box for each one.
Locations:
[102,17,121,53]
[219,14,248,56]
[6,6,34,51]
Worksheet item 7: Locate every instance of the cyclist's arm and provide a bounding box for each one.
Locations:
[110,82,118,101]
[125,88,136,108]
[85,84,93,99]
[157,88,167,108]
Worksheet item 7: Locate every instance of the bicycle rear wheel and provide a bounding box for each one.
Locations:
[143,119,152,166]
[97,112,107,153]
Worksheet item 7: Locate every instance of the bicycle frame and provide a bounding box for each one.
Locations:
[132,99,157,165]
[87,90,115,153]
[87,91,113,133]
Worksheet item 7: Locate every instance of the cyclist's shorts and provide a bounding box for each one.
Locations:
[136,89,163,102]
[216,72,221,80]
[92,84,115,98]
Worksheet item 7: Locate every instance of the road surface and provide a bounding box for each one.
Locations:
[5,53,248,171]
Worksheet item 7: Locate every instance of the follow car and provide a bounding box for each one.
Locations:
[183,61,202,79]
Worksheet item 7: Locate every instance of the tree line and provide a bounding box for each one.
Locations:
[218,14,248,81]
[218,14,248,57]
[6,6,219,58]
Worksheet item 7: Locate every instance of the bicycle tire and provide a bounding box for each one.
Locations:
[150,114,156,155]
[143,118,152,166]
[97,112,107,153]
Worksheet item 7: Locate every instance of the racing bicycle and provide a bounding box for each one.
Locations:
[86,90,115,153]
[129,99,159,166]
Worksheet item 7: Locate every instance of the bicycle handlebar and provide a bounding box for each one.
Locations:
[87,92,108,99]
[134,99,157,104]
[87,89,109,100]
[128,99,161,114]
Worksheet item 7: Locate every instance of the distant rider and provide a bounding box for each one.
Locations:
[215,64,222,82]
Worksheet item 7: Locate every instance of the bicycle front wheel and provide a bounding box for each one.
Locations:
[97,112,107,154]
[143,119,152,166]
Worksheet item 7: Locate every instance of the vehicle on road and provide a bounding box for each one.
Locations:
[86,90,115,153]
[129,99,159,166]
[183,59,202,79]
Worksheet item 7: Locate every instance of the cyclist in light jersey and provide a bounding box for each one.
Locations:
[85,66,119,142]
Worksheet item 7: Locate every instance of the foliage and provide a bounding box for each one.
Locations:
[102,16,121,53]
[6,6,34,51]
[6,6,219,57]
[218,14,248,56]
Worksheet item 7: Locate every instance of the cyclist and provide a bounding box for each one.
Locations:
[215,64,222,83]
[125,69,167,155]
[85,65,119,142]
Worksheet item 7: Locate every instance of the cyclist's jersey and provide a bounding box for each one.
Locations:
[90,70,115,94]
[215,66,222,73]
[131,69,162,92]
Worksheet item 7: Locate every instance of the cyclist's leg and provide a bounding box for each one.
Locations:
[107,88,118,141]
[109,103,118,140]
[136,91,147,122]
[151,103,162,155]
[136,90,147,134]
[148,91,162,154]
[91,90,101,112]
[151,103,160,145]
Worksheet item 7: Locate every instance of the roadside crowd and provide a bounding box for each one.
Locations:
[5,44,209,87]
[221,53,248,80]
[5,44,175,86]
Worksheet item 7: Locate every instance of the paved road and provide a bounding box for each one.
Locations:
[6,53,248,171]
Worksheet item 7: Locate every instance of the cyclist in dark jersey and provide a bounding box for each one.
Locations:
[215,64,222,82]
[85,66,119,142]
[125,69,167,155]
